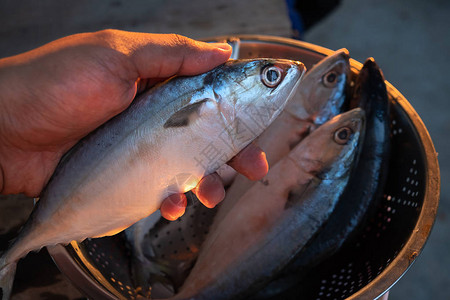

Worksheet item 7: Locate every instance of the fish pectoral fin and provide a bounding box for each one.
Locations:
[284,178,320,209]
[285,184,308,209]
[164,99,209,128]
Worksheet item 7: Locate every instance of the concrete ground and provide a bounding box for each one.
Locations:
[0,0,448,299]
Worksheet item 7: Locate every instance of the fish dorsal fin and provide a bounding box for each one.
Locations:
[163,99,208,128]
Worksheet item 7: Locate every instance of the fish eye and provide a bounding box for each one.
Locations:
[261,65,283,88]
[322,71,338,87]
[334,127,353,145]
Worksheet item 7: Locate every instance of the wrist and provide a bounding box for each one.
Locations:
[0,58,17,195]
[0,56,49,196]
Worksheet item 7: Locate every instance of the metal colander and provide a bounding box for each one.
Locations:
[47,35,440,300]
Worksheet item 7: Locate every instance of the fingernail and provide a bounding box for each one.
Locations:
[249,150,269,181]
[210,42,232,51]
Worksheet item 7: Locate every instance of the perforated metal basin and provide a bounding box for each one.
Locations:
[48,35,440,300]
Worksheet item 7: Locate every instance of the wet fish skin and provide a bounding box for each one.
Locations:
[213,50,351,231]
[0,58,305,300]
[261,48,351,165]
[123,50,351,297]
[297,57,391,265]
[260,58,391,299]
[285,48,350,124]
[171,108,364,300]
[327,57,391,251]
[218,48,351,185]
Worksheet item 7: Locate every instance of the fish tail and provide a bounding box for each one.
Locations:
[0,256,16,300]
[130,256,152,293]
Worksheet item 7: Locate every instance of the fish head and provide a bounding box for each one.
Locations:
[211,58,306,153]
[350,57,387,110]
[285,49,350,124]
[296,108,364,180]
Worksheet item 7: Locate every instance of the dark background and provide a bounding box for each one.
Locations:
[0,0,448,299]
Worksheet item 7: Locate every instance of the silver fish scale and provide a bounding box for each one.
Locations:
[139,192,218,290]
[42,36,438,300]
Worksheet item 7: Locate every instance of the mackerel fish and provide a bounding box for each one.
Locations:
[258,58,392,299]
[124,50,351,297]
[217,49,351,215]
[124,50,351,296]
[171,108,364,300]
[0,58,305,300]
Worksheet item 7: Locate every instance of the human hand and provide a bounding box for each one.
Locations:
[0,30,268,220]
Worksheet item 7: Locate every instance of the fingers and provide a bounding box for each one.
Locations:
[160,193,187,221]
[216,164,238,187]
[112,31,232,79]
[192,173,225,208]
[160,173,225,221]
[227,143,269,181]
[160,143,269,221]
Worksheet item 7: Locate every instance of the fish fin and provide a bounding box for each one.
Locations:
[285,179,320,210]
[285,183,308,209]
[130,256,175,298]
[130,256,153,295]
[0,258,16,300]
[163,99,209,128]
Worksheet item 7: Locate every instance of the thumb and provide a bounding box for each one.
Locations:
[122,32,232,79]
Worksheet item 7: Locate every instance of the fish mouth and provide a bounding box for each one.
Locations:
[267,62,305,123]
[285,50,350,122]
[326,49,350,68]
[313,53,351,125]
[214,60,305,154]
[311,49,350,78]
[336,48,350,60]
[286,66,304,100]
